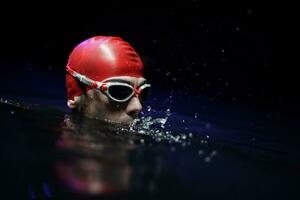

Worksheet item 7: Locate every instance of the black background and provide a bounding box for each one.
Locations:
[0,3,298,117]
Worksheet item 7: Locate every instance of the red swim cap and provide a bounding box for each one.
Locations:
[66,36,144,100]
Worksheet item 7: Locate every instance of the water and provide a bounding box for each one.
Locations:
[0,96,299,200]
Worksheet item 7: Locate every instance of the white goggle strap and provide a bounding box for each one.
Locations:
[104,82,133,88]
[66,66,102,89]
[138,83,151,90]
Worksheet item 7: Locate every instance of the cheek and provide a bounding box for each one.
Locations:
[96,93,126,114]
[83,91,107,114]
[87,90,129,118]
[102,97,128,112]
[106,102,128,114]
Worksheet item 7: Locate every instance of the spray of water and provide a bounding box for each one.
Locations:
[117,107,194,146]
[116,100,217,162]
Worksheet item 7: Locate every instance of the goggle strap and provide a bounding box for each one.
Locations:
[135,88,141,96]
[67,65,102,89]
[101,84,108,91]
[66,66,150,101]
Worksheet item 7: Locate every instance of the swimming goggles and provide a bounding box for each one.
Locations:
[66,66,151,103]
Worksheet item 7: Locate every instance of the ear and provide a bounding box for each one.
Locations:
[67,99,77,109]
[67,96,84,109]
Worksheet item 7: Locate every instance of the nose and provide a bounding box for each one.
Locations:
[126,96,142,118]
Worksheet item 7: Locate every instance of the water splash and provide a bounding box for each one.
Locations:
[194,112,199,119]
[122,108,197,145]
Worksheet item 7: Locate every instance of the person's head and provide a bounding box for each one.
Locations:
[66,36,150,124]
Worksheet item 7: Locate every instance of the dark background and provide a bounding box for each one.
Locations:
[0,3,298,117]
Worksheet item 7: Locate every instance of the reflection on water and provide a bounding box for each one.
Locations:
[1,98,300,199]
[55,114,137,196]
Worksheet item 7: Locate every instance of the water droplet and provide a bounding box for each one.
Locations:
[166,108,172,116]
[11,110,14,115]
[147,106,151,112]
[204,157,211,163]
[128,140,134,145]
[211,150,217,156]
[198,150,204,155]
[247,9,253,15]
[181,134,187,140]
[194,113,199,119]
[188,133,193,138]
[206,135,210,139]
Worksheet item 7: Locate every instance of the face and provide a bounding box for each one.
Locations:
[81,76,148,124]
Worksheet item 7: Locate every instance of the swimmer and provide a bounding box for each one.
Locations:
[66,36,151,124]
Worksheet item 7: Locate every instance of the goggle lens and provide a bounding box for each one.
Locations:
[106,84,151,102]
[108,85,133,101]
